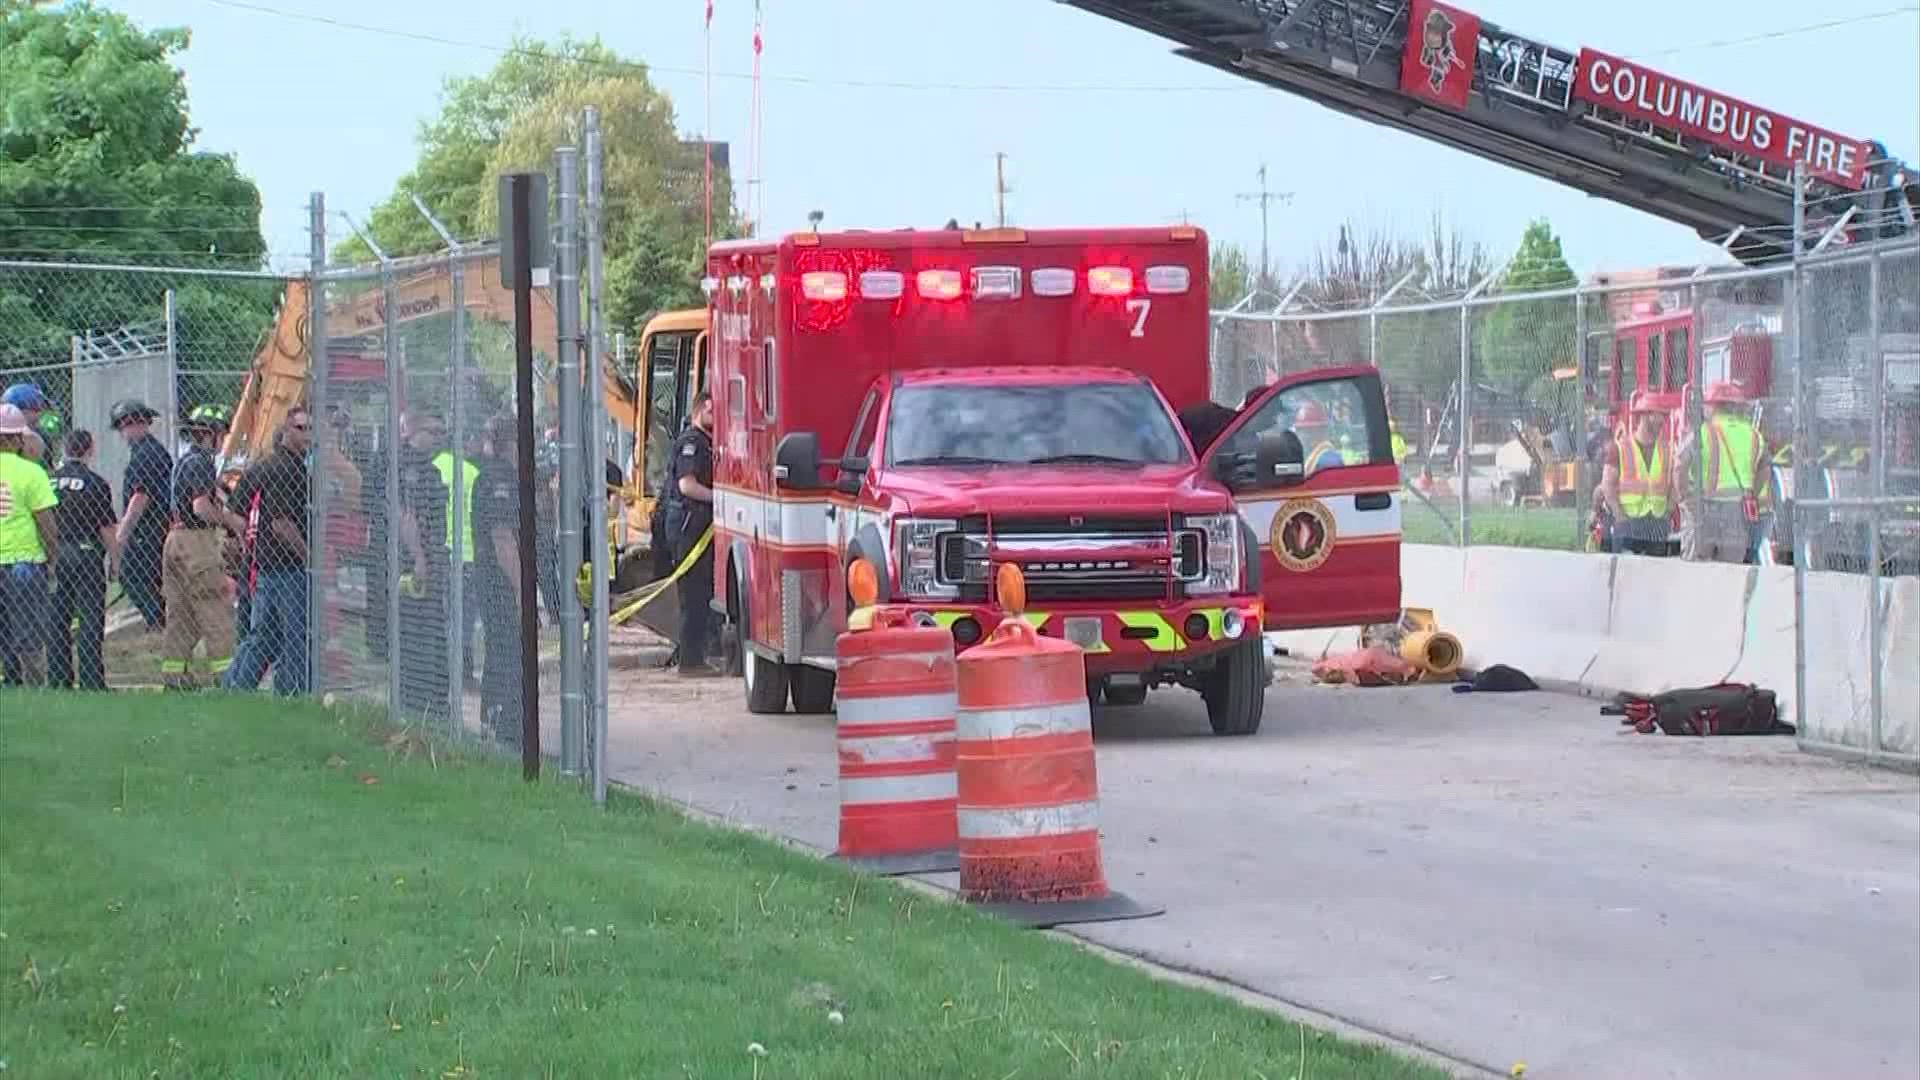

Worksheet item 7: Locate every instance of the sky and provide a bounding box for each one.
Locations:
[108,0,1920,279]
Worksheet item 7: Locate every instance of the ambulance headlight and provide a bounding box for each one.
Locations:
[1183,513,1241,597]
[893,517,960,600]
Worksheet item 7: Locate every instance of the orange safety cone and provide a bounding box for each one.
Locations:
[830,608,961,876]
[950,565,1163,929]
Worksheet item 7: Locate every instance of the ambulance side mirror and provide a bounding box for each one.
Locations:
[1255,430,1307,488]
[773,431,824,491]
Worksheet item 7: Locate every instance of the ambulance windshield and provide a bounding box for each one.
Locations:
[886,381,1189,468]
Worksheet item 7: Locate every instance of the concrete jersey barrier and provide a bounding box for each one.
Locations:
[1263,544,1916,759]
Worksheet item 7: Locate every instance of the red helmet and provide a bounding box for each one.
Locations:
[1293,401,1330,427]
[1703,381,1746,405]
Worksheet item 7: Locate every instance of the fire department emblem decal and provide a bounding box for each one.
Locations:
[1269,497,1336,573]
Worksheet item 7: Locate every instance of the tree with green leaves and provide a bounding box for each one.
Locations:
[0,1,273,390]
[338,36,737,334]
[1209,242,1253,306]
[1474,218,1579,406]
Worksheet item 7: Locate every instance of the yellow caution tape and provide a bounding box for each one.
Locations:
[607,526,713,629]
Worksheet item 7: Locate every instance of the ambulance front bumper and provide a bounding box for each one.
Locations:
[873,597,1264,675]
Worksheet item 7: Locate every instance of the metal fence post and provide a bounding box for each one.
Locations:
[382,257,403,718]
[1866,248,1885,760]
[555,145,585,776]
[163,289,179,450]
[1572,291,1589,550]
[448,248,468,732]
[307,194,328,696]
[1790,162,1811,749]
[585,107,612,805]
[1686,278,1705,561]
[1458,303,1472,546]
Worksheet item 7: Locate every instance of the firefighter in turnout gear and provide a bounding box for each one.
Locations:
[1676,381,1768,563]
[1599,393,1676,556]
[159,404,244,688]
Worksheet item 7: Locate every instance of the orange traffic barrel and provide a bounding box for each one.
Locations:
[953,619,1162,929]
[830,611,961,876]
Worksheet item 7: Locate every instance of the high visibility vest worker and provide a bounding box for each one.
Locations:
[1389,423,1408,464]
[1701,415,1761,496]
[432,451,480,563]
[1616,435,1668,518]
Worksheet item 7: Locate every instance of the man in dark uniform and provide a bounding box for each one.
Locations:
[396,407,452,721]
[110,399,171,631]
[471,413,526,744]
[663,392,719,677]
[48,429,118,691]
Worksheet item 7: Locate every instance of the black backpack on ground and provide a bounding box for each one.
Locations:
[1604,682,1793,736]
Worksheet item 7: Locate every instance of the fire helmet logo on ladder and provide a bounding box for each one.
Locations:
[1399,0,1480,112]
[1269,497,1336,573]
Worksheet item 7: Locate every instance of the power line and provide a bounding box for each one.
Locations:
[1627,6,1918,59]
[201,0,1918,95]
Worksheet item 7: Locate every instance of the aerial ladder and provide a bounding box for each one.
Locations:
[1059,0,1915,264]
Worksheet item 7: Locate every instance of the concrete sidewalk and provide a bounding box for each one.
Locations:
[602,652,1920,1080]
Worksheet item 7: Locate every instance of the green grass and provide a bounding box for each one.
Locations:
[0,693,1441,1079]
[1401,497,1586,552]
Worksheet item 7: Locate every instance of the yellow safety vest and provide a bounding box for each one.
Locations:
[1389,423,1408,464]
[1701,416,1760,496]
[1616,435,1668,518]
[432,451,480,563]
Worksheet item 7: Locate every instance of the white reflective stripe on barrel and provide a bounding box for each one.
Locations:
[840,772,959,806]
[836,690,959,727]
[957,800,1101,839]
[954,701,1090,741]
[839,732,953,765]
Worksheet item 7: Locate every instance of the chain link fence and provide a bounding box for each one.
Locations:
[0,119,619,793]
[1791,236,1920,764]
[0,259,293,689]
[1211,263,1804,559]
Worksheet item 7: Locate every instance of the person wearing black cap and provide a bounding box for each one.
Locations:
[110,398,171,631]
[47,429,118,690]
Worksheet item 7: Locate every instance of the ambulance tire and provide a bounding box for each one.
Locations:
[744,645,789,714]
[736,574,789,714]
[1103,682,1148,707]
[788,664,836,714]
[1201,637,1265,736]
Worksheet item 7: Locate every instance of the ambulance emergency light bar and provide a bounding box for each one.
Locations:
[698,264,1195,303]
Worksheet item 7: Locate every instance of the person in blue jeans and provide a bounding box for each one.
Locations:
[0,403,60,686]
[225,409,311,695]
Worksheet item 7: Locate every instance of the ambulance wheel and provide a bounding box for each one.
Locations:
[788,664,836,714]
[744,645,789,714]
[1103,682,1148,707]
[1201,638,1265,736]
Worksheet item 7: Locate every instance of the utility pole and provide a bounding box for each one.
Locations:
[994,152,1010,228]
[1236,164,1294,286]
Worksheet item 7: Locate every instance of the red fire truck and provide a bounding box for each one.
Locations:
[703,225,1403,734]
